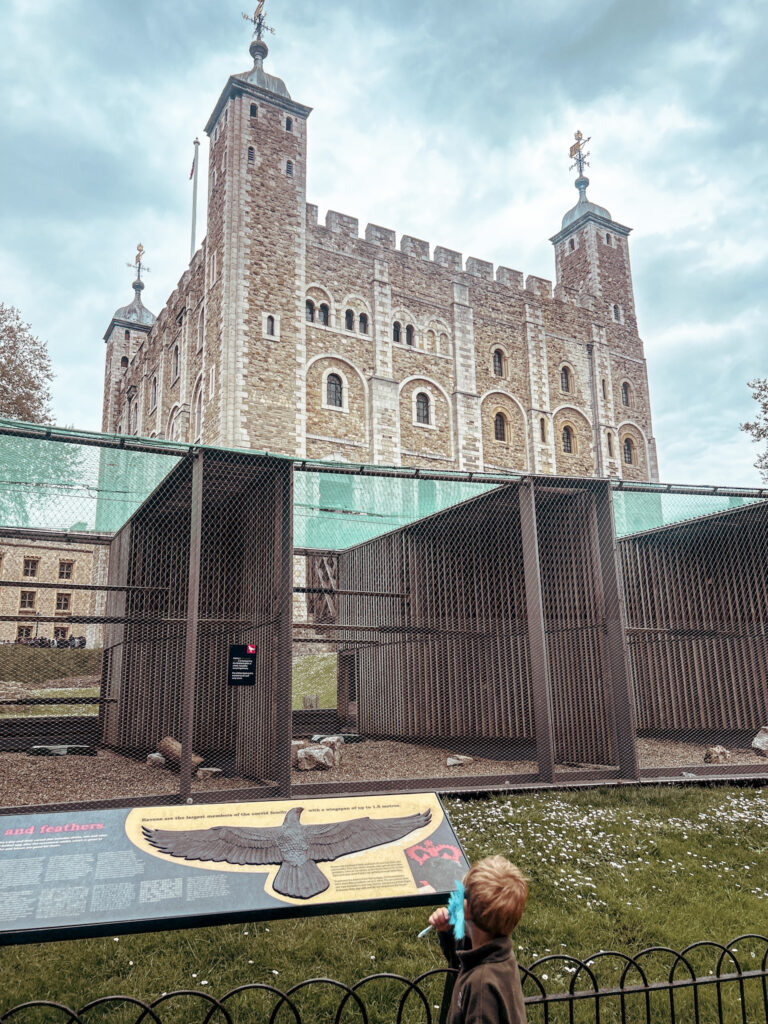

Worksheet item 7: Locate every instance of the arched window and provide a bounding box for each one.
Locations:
[345,309,354,331]
[562,425,574,454]
[606,233,612,245]
[416,392,430,424]
[540,418,546,442]
[319,303,330,326]
[405,324,415,346]
[560,366,571,392]
[621,381,631,407]
[613,304,620,322]
[494,413,506,442]
[167,411,177,442]
[569,238,575,252]
[247,146,255,163]
[440,332,449,354]
[285,117,293,132]
[286,160,294,177]
[492,349,504,377]
[427,329,435,351]
[150,376,158,410]
[124,329,130,343]
[623,437,634,464]
[197,307,205,351]
[193,384,203,441]
[359,313,369,334]
[326,373,343,408]
[393,321,401,343]
[250,103,258,117]
[305,299,315,323]
[120,356,129,369]
[172,346,179,380]
[607,432,614,457]
[266,315,275,336]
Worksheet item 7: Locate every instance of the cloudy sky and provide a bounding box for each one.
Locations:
[1,0,766,486]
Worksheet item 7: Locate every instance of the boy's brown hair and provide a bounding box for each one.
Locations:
[464,855,528,936]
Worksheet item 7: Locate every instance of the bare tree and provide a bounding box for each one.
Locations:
[0,303,53,423]
[741,378,768,481]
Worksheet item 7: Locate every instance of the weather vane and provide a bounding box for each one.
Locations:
[242,1,275,40]
[569,130,591,177]
[126,243,150,281]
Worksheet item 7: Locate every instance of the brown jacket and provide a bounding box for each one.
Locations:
[439,933,527,1024]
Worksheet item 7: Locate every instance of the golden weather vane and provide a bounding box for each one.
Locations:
[242,1,275,40]
[569,130,591,177]
[126,244,150,281]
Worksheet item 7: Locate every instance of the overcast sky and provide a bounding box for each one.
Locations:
[1,0,766,486]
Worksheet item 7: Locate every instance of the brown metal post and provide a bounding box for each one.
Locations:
[274,463,294,798]
[519,479,555,782]
[595,481,639,780]
[180,451,204,803]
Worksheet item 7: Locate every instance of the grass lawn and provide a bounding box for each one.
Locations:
[0,686,100,718]
[0,784,765,1015]
[292,651,337,709]
[0,648,101,686]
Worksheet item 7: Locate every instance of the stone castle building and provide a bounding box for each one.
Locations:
[102,30,658,484]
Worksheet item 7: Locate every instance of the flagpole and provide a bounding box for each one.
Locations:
[190,137,200,261]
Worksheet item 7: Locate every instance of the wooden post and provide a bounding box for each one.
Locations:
[274,464,294,798]
[180,451,204,803]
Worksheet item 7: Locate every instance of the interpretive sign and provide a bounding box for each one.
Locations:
[228,644,257,686]
[0,793,467,946]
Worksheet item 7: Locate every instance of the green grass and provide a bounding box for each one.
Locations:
[0,685,100,718]
[0,647,102,685]
[292,652,337,709]
[0,784,765,1018]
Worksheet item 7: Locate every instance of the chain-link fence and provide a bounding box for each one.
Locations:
[1,419,767,813]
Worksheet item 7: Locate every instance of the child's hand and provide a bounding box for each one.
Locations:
[429,907,451,932]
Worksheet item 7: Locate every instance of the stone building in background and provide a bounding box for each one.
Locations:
[103,29,658,484]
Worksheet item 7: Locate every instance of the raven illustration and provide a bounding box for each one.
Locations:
[142,806,432,899]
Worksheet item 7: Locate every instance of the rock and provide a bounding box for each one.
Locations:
[313,735,345,765]
[297,744,334,771]
[447,756,475,767]
[196,766,223,778]
[146,753,166,768]
[703,745,730,764]
[291,739,309,767]
[157,736,204,770]
[751,726,768,757]
[302,694,319,710]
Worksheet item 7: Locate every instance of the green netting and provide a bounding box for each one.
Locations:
[613,489,763,538]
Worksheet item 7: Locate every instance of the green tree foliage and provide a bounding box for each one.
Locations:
[0,302,53,423]
[741,378,768,481]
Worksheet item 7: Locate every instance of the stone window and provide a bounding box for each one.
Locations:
[623,437,634,464]
[494,412,507,442]
[621,381,631,407]
[150,376,158,411]
[560,365,571,393]
[405,324,415,346]
[606,233,612,245]
[540,418,546,442]
[306,300,315,323]
[345,309,354,331]
[266,315,275,336]
[124,329,130,343]
[318,303,330,326]
[210,251,216,281]
[193,382,203,441]
[120,356,129,369]
[20,591,36,610]
[562,425,574,454]
[56,592,72,612]
[569,238,575,252]
[130,402,138,434]
[250,103,258,117]
[53,626,69,641]
[172,345,180,381]
[16,626,32,640]
[607,432,614,457]
[359,313,369,334]
[439,332,449,355]
[197,307,205,351]
[167,409,178,442]
[601,378,607,400]
[248,146,255,163]
[416,392,430,425]
[613,304,620,322]
[59,561,73,580]
[492,349,504,377]
[23,558,38,578]
[326,373,343,408]
[285,117,293,132]
[286,160,294,177]
[393,321,401,343]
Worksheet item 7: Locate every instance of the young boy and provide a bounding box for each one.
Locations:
[428,855,528,1024]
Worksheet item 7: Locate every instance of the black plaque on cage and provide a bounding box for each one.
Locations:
[228,644,257,685]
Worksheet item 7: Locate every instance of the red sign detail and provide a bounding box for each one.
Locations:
[247,645,256,654]
[406,838,462,866]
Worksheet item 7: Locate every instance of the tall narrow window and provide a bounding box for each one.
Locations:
[124,329,130,343]
[601,378,607,400]
[613,304,620,322]
[319,303,329,326]
[540,418,546,442]
[562,425,574,454]
[247,146,255,163]
[250,103,258,117]
[194,385,203,441]
[345,309,354,331]
[121,356,129,369]
[405,324,415,346]
[266,315,275,336]
[569,238,575,251]
[130,403,137,434]
[494,413,506,441]
[306,299,315,323]
[359,313,369,334]
[150,376,158,410]
[172,346,179,380]
[285,117,293,132]
[560,366,571,392]
[197,307,205,351]
[416,392,430,424]
[621,381,630,406]
[286,160,294,177]
[326,373,343,408]
[623,437,634,464]
[607,432,614,457]
[606,233,612,245]
[393,321,401,343]
[492,349,504,376]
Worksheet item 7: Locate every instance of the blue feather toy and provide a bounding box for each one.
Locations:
[418,879,465,939]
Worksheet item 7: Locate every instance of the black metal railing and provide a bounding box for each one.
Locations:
[2,936,766,1024]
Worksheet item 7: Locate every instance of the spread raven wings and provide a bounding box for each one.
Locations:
[142,806,431,899]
